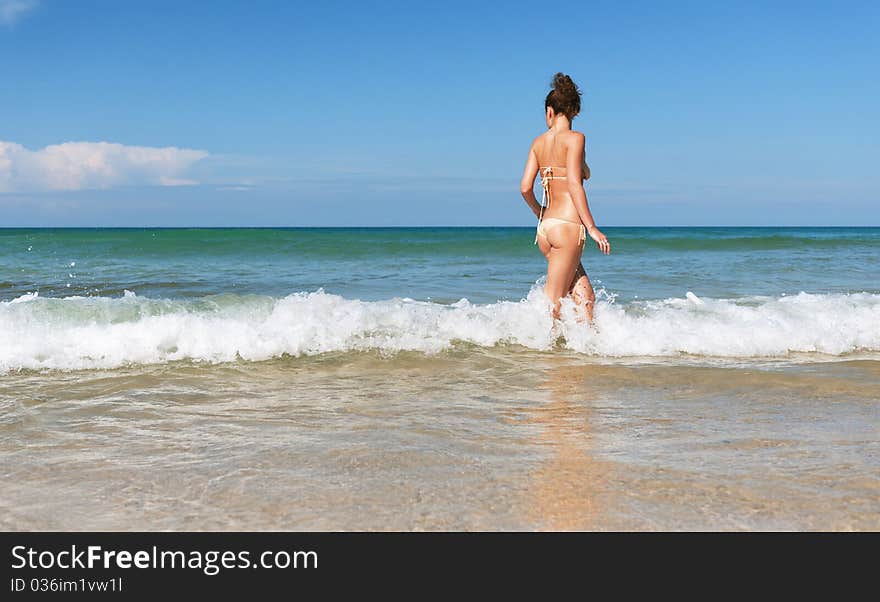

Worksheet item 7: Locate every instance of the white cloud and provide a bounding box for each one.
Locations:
[0,140,209,192]
[0,0,39,25]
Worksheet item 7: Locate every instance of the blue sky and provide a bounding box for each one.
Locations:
[1,0,878,226]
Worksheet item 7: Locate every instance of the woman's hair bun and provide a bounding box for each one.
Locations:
[545,72,582,119]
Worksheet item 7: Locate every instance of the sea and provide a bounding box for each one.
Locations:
[1,227,878,530]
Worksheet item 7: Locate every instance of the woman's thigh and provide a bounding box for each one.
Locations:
[544,224,584,297]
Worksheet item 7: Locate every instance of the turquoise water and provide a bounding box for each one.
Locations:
[1,227,880,370]
[3,227,879,302]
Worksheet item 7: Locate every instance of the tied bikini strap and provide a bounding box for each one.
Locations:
[534,166,554,244]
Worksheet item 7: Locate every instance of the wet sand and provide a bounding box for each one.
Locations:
[1,353,878,531]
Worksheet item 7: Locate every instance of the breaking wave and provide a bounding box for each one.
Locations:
[2,287,880,372]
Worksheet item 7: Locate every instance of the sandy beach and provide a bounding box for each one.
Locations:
[3,352,877,531]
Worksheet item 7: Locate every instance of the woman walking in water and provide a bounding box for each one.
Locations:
[520,73,610,322]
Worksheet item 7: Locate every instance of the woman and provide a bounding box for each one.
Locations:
[520,73,610,323]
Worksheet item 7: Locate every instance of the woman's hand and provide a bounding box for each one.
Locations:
[587,225,610,254]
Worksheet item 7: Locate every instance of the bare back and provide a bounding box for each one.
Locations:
[532,130,583,224]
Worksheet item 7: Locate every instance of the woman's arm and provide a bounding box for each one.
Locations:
[566,133,610,254]
[520,145,543,219]
[565,132,597,228]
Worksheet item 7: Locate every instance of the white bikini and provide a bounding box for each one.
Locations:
[534,164,586,245]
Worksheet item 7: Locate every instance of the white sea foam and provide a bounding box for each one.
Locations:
[1,287,879,372]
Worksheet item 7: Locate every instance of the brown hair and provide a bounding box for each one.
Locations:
[544,72,581,119]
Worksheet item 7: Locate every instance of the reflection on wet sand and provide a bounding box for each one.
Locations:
[1,353,878,530]
[523,359,613,530]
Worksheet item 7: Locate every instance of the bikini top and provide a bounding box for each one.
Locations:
[540,166,567,191]
[538,129,569,204]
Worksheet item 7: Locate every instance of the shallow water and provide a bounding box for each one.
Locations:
[1,227,878,530]
[1,353,877,530]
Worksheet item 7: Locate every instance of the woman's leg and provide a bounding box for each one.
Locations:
[569,263,596,323]
[543,223,586,320]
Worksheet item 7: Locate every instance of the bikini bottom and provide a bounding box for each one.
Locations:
[535,217,586,244]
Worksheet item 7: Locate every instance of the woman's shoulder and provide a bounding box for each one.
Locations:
[529,130,585,152]
[537,129,584,144]
[563,130,585,143]
[530,131,549,147]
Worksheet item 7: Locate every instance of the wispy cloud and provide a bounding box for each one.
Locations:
[0,0,39,26]
[0,140,209,192]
